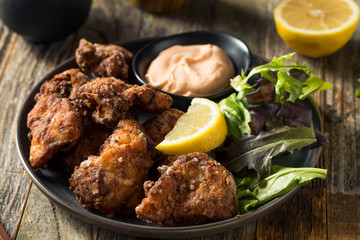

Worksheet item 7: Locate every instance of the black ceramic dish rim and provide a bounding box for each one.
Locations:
[132,30,252,102]
[15,37,323,239]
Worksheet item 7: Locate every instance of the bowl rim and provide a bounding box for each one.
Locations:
[132,30,252,100]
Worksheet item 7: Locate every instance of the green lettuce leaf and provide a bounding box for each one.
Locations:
[230,74,255,100]
[230,52,333,103]
[236,165,327,214]
[299,74,333,100]
[216,125,316,178]
[218,93,253,137]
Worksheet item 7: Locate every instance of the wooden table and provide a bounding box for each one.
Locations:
[0,0,359,239]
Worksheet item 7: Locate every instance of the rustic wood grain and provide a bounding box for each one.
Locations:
[1,0,360,239]
[17,184,97,240]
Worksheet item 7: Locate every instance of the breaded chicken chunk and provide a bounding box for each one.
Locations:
[135,152,238,226]
[61,123,113,174]
[123,84,173,113]
[143,108,184,169]
[27,69,88,168]
[27,95,83,168]
[143,108,184,145]
[75,39,133,80]
[36,68,90,100]
[70,119,154,215]
[77,78,173,128]
[77,77,132,127]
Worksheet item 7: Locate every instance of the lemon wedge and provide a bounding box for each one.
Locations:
[274,0,360,57]
[155,98,228,155]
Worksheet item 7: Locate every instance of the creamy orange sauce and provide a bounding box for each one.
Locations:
[145,44,235,97]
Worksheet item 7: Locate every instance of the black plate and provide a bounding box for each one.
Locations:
[16,38,322,239]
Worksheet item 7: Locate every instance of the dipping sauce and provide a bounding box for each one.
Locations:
[145,44,235,97]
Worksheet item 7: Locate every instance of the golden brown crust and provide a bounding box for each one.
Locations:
[69,119,154,216]
[27,95,83,168]
[75,39,133,80]
[76,79,173,128]
[135,152,238,226]
[77,77,132,127]
[123,84,173,113]
[27,69,89,169]
[61,123,113,174]
[142,108,184,179]
[143,108,184,145]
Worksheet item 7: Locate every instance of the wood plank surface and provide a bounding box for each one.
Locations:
[0,0,359,239]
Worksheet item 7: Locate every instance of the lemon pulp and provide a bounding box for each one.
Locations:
[274,0,360,57]
[156,98,228,155]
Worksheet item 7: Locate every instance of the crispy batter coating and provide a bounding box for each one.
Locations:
[69,119,154,215]
[135,152,238,226]
[143,108,184,170]
[27,95,83,168]
[143,108,184,145]
[124,84,173,113]
[77,77,132,127]
[77,78,172,128]
[61,124,113,174]
[36,68,89,100]
[27,69,88,169]
[75,39,133,80]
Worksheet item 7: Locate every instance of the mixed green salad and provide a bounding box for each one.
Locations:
[216,53,331,214]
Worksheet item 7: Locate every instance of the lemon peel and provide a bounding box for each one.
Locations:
[155,98,228,155]
[274,0,360,57]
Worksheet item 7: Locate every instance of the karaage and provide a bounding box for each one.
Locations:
[61,123,113,174]
[143,108,184,145]
[75,39,133,80]
[70,119,154,215]
[27,95,83,168]
[123,84,173,113]
[135,152,238,226]
[27,69,88,168]
[77,78,172,128]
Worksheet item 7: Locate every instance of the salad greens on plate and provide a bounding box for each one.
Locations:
[216,53,331,214]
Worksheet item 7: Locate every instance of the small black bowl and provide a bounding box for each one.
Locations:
[132,31,252,110]
[1,0,92,43]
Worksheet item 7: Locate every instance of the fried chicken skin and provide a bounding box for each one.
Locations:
[27,95,83,168]
[77,77,132,127]
[75,39,133,80]
[36,68,90,100]
[123,84,173,113]
[70,119,154,215]
[143,108,184,145]
[27,69,88,169]
[61,124,113,174]
[135,152,238,226]
[77,78,173,128]
[143,108,184,169]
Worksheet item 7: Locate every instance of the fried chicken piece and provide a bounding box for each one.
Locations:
[123,84,173,113]
[27,69,88,169]
[36,68,90,100]
[77,77,132,127]
[77,78,172,128]
[75,39,133,80]
[143,108,183,170]
[27,95,83,168]
[143,108,184,145]
[135,152,238,226]
[61,124,113,174]
[70,119,154,215]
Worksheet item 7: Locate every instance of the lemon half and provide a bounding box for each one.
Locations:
[155,98,228,155]
[274,0,360,57]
